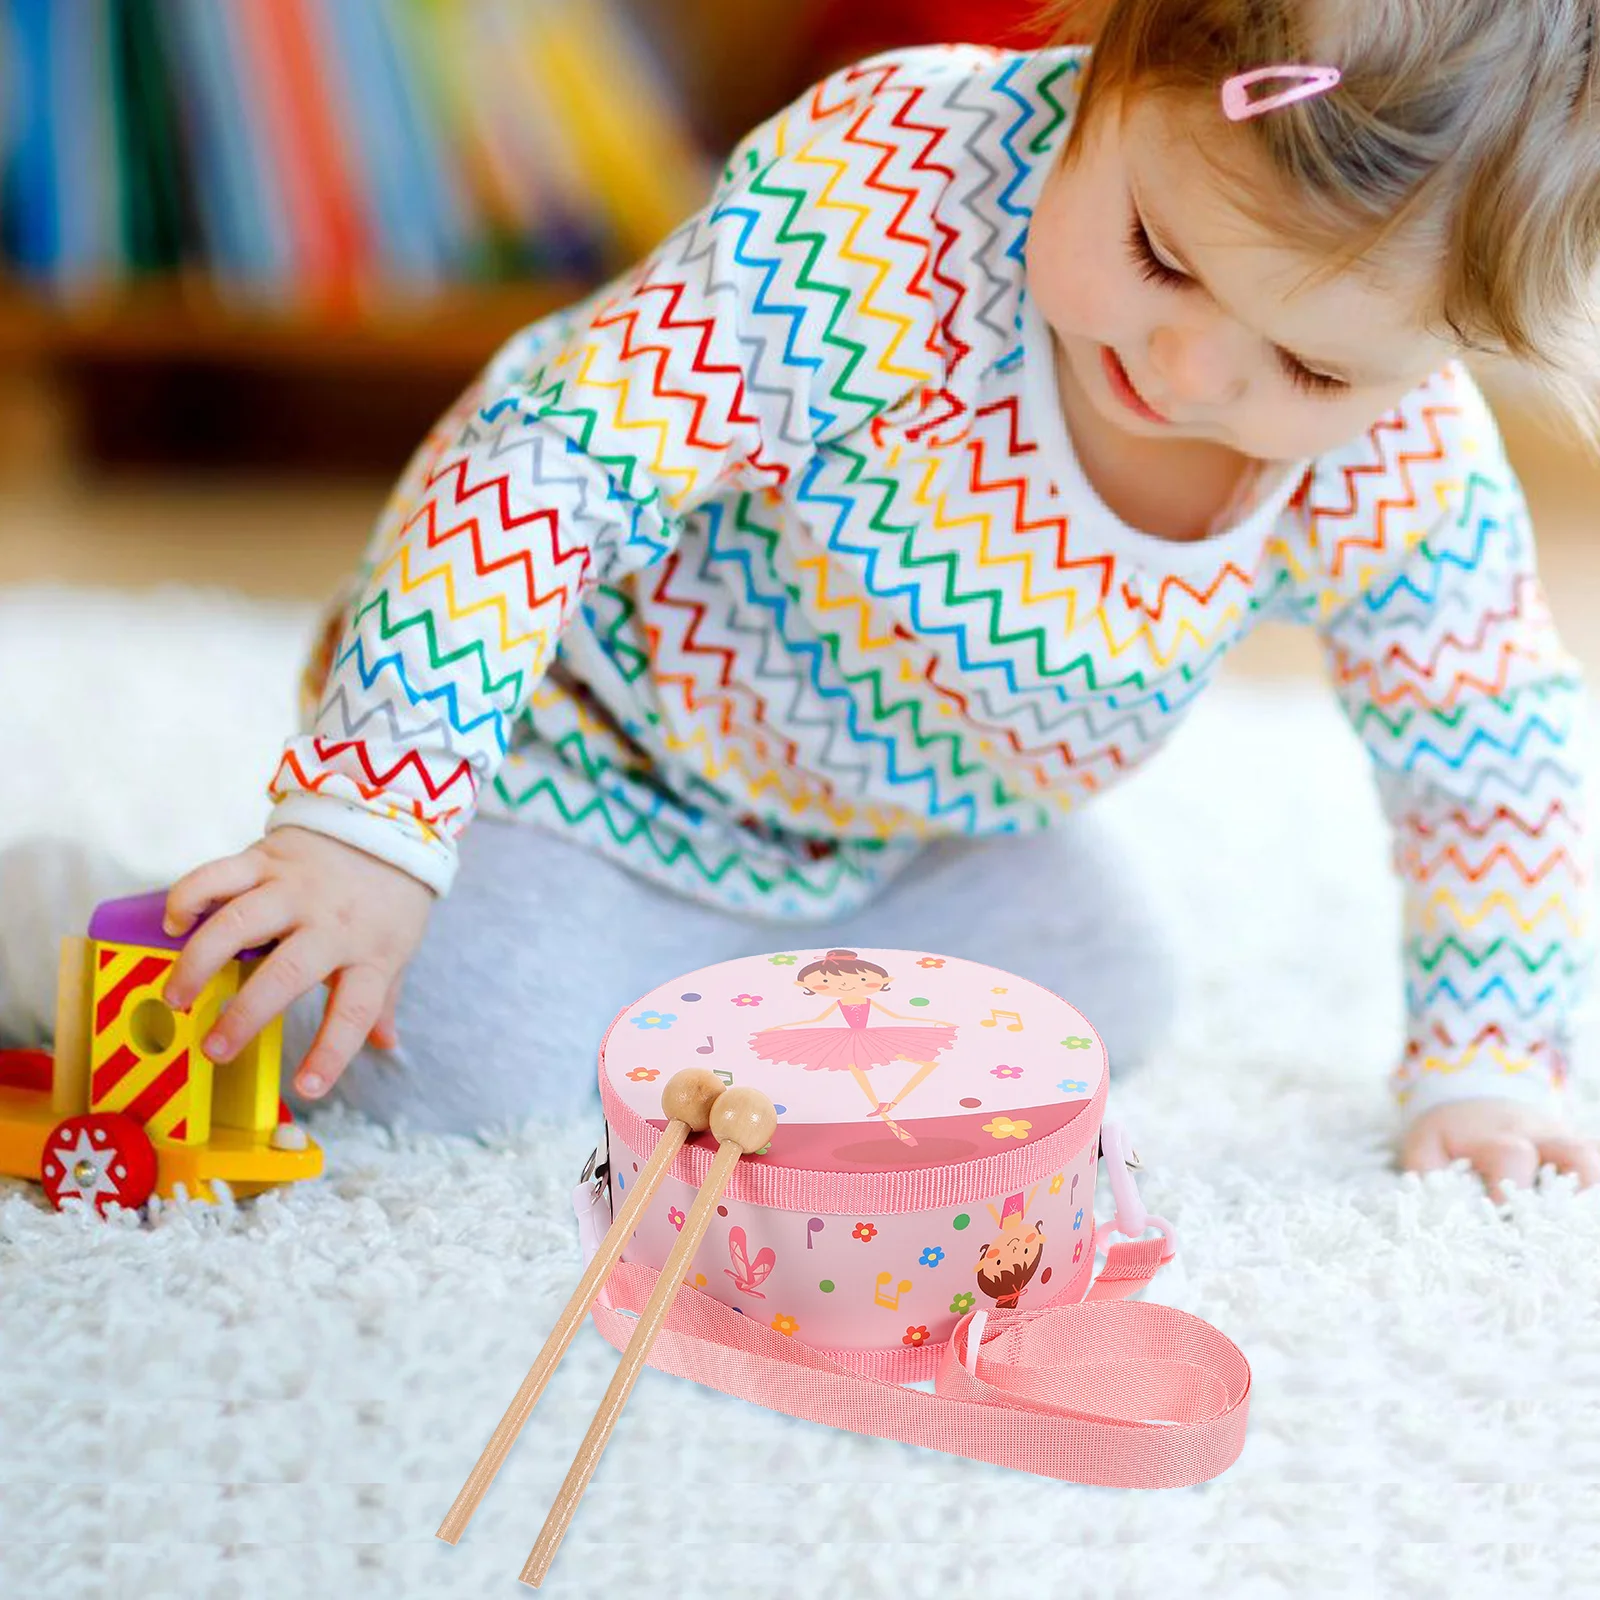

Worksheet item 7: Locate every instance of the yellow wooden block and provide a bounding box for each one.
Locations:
[211,958,283,1135]
[51,936,94,1117]
[88,941,233,1146]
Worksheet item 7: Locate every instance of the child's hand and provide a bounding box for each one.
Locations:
[1399,1097,1600,1201]
[161,826,434,1100]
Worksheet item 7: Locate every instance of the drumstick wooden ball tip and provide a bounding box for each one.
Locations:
[658,1068,725,1130]
[707,1086,778,1152]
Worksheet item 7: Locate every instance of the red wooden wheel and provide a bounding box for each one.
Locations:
[39,1112,158,1215]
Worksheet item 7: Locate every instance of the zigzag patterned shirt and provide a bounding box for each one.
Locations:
[269,44,1591,1121]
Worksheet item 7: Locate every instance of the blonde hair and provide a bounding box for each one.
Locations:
[1031,0,1600,447]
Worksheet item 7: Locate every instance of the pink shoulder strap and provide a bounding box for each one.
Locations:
[588,1240,1251,1488]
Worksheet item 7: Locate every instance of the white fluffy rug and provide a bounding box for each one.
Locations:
[1,583,1597,1600]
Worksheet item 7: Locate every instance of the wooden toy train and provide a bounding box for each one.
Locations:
[0,891,321,1213]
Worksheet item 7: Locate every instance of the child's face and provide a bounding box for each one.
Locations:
[1025,90,1459,463]
[804,969,887,997]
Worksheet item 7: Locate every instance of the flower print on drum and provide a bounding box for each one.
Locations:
[747,949,957,1146]
[974,1189,1046,1310]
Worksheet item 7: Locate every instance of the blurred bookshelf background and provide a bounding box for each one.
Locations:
[0,0,1594,678]
[0,0,787,474]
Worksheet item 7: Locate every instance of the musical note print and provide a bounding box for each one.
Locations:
[696,1035,715,1055]
[724,1226,776,1298]
[806,1218,824,1249]
[713,1069,733,1087]
[980,1008,1024,1032]
[874,1271,914,1310]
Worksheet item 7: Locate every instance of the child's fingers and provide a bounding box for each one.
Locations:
[1537,1135,1600,1189]
[1398,1121,1450,1174]
[163,850,267,937]
[164,885,291,1012]
[295,965,391,1096]
[311,970,396,1048]
[200,931,331,1064]
[367,975,403,1051]
[1472,1133,1540,1203]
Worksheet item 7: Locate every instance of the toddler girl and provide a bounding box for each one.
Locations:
[148,0,1598,1197]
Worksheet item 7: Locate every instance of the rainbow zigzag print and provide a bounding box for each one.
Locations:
[267,45,1590,1119]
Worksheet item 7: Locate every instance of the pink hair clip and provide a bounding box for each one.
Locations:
[1221,64,1342,122]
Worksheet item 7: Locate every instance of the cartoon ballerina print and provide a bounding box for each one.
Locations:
[747,950,957,1145]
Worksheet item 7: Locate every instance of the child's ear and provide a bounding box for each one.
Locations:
[978,1243,990,1259]
[802,987,814,995]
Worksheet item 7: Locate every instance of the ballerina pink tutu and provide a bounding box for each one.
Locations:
[748,1021,958,1072]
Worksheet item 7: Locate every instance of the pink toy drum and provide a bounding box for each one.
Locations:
[590,945,1124,1382]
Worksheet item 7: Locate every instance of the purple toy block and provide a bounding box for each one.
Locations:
[88,890,275,962]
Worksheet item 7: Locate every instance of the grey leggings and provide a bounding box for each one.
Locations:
[280,814,1179,1137]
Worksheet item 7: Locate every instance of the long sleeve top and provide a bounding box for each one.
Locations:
[268,43,1592,1123]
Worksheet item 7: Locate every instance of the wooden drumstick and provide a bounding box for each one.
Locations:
[436,1067,725,1546]
[519,1086,777,1588]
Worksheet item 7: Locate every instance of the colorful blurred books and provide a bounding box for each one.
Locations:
[0,0,713,310]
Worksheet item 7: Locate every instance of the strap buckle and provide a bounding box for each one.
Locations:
[1093,1121,1177,1263]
